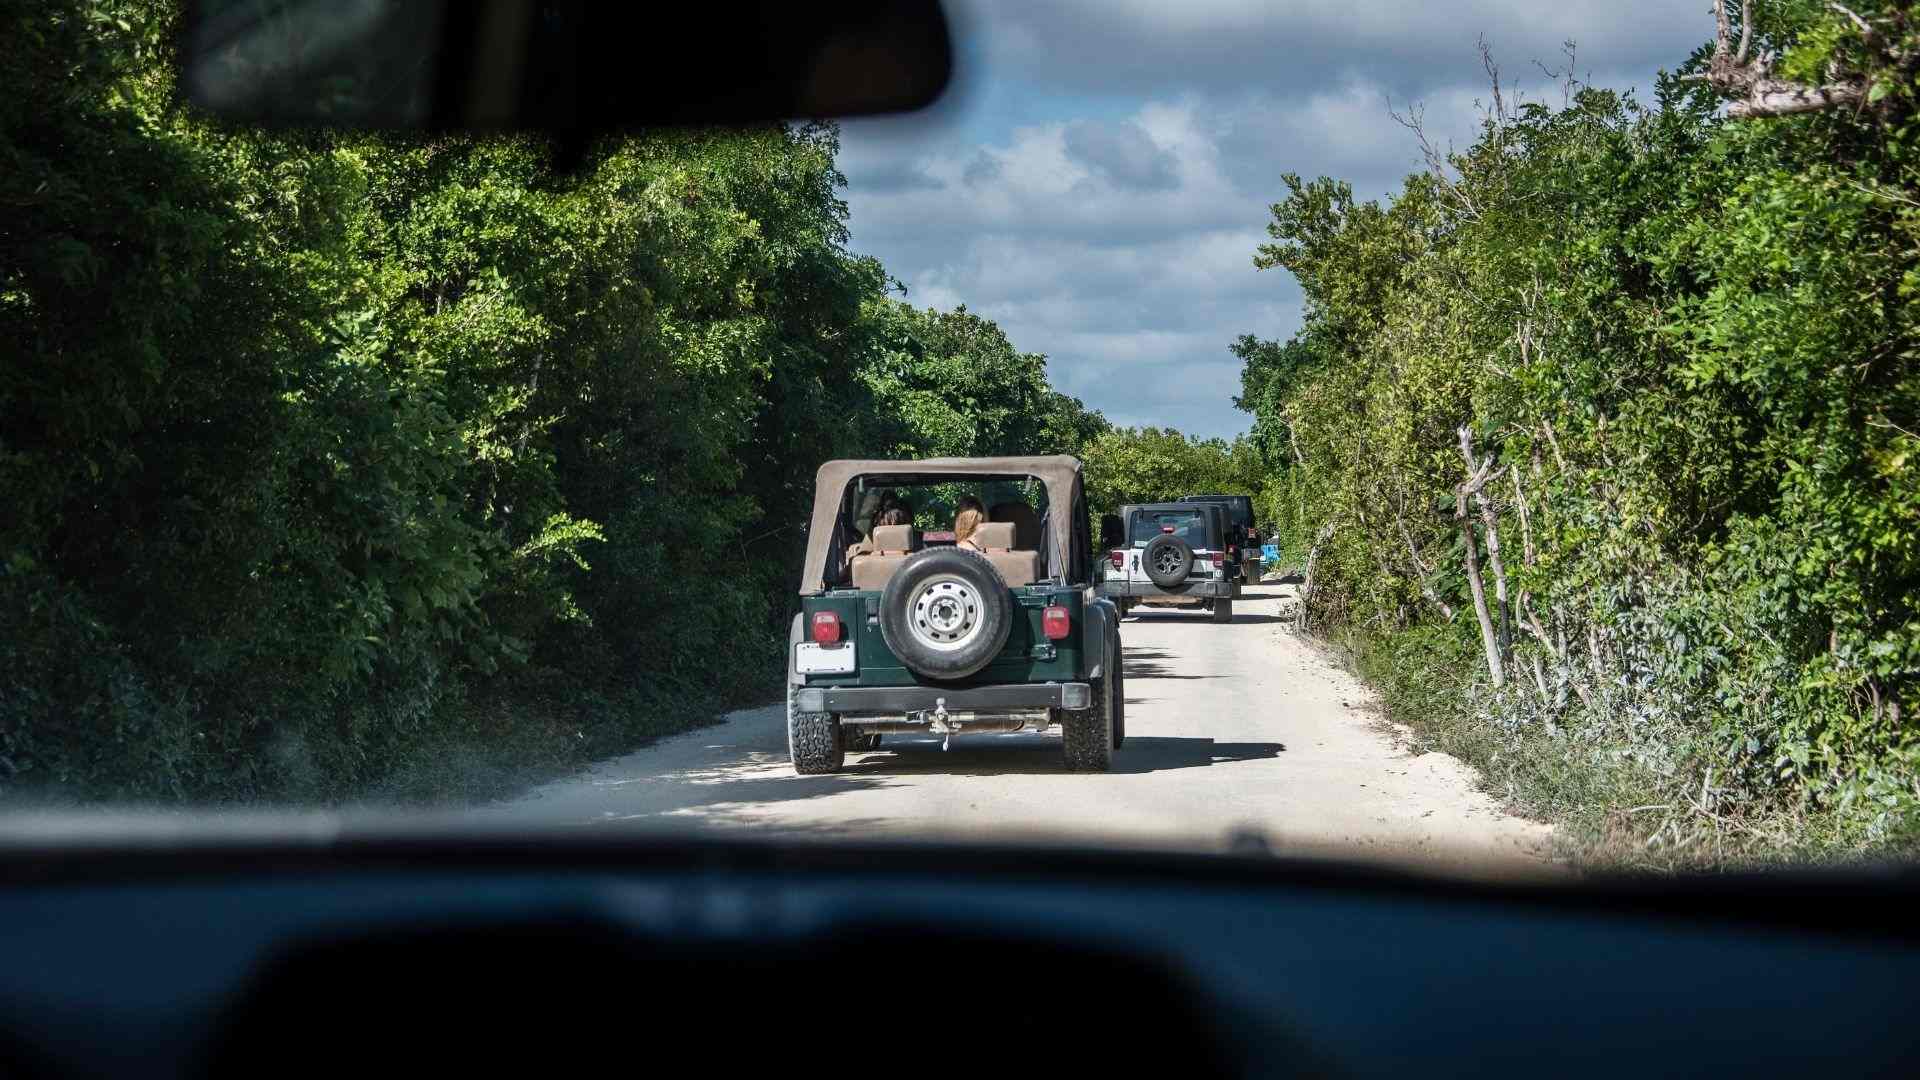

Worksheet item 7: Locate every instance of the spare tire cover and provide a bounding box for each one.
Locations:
[1141,534,1194,588]
[879,547,1014,680]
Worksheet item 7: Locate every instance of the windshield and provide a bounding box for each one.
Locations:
[7,0,1917,876]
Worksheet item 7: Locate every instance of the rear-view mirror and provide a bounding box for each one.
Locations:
[182,0,953,134]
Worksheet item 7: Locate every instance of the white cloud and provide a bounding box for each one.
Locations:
[839,2,1712,437]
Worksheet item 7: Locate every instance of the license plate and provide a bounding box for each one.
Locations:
[795,641,856,674]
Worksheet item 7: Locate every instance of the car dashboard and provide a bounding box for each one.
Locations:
[0,824,1916,1077]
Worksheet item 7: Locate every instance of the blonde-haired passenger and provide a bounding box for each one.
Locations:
[953,495,987,551]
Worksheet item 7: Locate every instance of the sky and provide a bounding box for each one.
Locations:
[836,1,1714,439]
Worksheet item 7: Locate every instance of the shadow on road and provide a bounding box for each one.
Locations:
[835,733,1287,776]
[574,745,899,827]
[1112,736,1287,774]
[1124,609,1216,622]
[1122,646,1221,680]
[841,735,1064,776]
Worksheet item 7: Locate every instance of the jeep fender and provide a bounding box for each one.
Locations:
[787,612,805,685]
[1083,597,1119,679]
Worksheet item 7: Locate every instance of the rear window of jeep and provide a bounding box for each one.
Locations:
[1131,512,1207,546]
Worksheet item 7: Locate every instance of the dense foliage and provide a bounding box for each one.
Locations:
[1080,427,1264,513]
[0,1,1111,803]
[1235,1,1920,859]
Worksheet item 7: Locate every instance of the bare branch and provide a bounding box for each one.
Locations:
[1727,80,1865,117]
[1478,35,1506,123]
[1456,426,1506,689]
[1697,1,1873,119]
[1295,521,1338,632]
[1395,516,1455,621]
[1830,2,1875,40]
[1510,463,1536,566]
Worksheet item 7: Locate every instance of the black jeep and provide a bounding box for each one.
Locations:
[787,456,1125,774]
[1180,493,1261,584]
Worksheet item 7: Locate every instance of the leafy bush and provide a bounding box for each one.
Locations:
[0,1,1102,804]
[1236,3,1920,862]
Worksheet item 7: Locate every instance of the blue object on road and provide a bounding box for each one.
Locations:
[1261,543,1279,562]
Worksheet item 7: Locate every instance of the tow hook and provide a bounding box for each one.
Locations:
[931,696,952,751]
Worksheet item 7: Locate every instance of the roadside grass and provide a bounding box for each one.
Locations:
[371,635,786,807]
[1305,612,1904,873]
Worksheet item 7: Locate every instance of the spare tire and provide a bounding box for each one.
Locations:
[1141,534,1194,588]
[879,547,1014,680]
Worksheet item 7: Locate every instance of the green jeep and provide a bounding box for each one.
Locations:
[787,456,1125,774]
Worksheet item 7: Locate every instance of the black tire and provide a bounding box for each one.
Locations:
[1141,534,1193,588]
[786,637,843,774]
[879,547,1013,681]
[846,730,883,752]
[1063,661,1115,772]
[1212,598,1234,624]
[787,688,843,775]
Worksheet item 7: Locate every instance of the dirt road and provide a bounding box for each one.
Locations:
[468,584,1553,873]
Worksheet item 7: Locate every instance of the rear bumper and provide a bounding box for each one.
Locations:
[1098,577,1235,600]
[795,682,1091,715]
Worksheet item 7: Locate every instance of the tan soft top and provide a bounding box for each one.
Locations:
[802,455,1083,592]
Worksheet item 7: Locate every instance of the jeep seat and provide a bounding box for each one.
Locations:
[972,521,1041,587]
[849,524,919,590]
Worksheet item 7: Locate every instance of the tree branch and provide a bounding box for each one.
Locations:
[1696,0,1873,119]
[1456,426,1505,689]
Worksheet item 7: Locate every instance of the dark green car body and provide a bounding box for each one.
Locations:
[799,585,1089,689]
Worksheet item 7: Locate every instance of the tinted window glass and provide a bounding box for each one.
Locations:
[1130,511,1207,545]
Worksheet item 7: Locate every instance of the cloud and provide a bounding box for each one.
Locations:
[1062,119,1180,190]
[967,0,1706,99]
[838,1,1714,438]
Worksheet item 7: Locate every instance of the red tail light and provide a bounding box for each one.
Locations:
[1208,552,1225,567]
[810,610,842,644]
[1042,604,1071,641]
[1109,549,1125,569]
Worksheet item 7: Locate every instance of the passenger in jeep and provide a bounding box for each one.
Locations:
[955,500,987,550]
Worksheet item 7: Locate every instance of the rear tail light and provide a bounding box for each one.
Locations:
[1042,604,1071,641]
[1109,549,1125,569]
[1208,552,1225,567]
[810,610,842,644]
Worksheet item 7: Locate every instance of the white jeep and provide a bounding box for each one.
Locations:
[1096,502,1237,623]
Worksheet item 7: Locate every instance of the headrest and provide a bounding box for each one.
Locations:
[991,501,1037,522]
[973,521,1016,550]
[871,524,915,552]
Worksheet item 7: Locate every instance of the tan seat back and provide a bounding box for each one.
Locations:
[849,524,919,590]
[870,524,917,554]
[970,522,1042,587]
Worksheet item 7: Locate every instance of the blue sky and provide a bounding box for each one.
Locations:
[836,1,1714,439]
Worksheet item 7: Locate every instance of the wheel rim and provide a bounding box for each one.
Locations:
[1152,546,1183,576]
[908,575,986,652]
